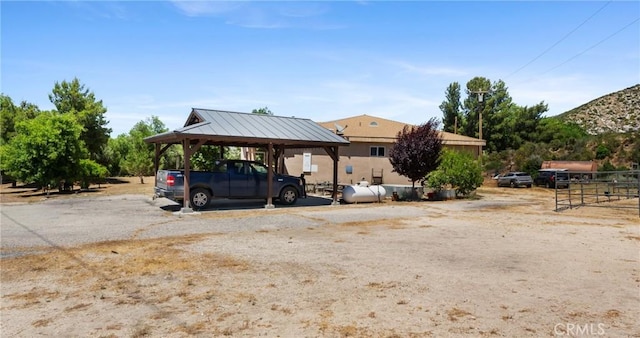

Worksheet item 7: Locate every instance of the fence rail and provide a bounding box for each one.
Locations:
[555,170,640,217]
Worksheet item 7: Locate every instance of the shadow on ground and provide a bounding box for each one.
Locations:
[159,195,337,212]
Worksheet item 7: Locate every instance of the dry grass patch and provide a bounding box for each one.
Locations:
[366,281,399,290]
[340,218,409,228]
[5,288,60,304]
[32,318,53,327]
[64,303,91,312]
[2,234,254,312]
[336,325,359,336]
[270,303,293,314]
[175,321,207,335]
[447,307,473,321]
[604,309,621,319]
[130,324,152,338]
[2,234,250,284]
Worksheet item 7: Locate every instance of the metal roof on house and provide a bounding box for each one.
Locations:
[319,114,485,146]
[541,160,597,172]
[144,108,350,147]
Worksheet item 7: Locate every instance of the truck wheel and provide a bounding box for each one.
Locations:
[279,186,298,205]
[510,180,516,188]
[190,188,211,210]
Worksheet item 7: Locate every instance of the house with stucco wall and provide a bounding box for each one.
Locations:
[283,114,486,185]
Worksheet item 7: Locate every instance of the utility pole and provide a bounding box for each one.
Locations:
[470,89,488,157]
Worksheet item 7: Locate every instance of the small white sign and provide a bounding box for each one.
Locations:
[311,164,318,173]
[302,153,312,172]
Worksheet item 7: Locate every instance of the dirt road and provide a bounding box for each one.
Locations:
[1,182,638,337]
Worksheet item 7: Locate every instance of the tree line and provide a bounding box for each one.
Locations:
[439,76,639,173]
[2,76,636,193]
[0,78,278,190]
[0,78,179,189]
[439,76,588,154]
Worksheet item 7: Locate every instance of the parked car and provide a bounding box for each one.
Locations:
[534,169,569,188]
[497,172,533,188]
[154,159,305,210]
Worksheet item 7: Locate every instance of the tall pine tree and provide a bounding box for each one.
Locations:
[49,78,112,163]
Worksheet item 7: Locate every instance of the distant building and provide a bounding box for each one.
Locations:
[284,114,485,185]
[540,160,598,172]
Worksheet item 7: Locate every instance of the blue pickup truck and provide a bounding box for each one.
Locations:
[154,159,305,210]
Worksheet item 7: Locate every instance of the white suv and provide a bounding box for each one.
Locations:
[497,172,533,188]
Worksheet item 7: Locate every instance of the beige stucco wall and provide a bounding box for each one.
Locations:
[283,143,480,185]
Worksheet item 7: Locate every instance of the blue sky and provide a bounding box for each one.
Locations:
[2,1,639,136]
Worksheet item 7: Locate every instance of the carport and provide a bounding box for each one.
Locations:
[144,108,350,212]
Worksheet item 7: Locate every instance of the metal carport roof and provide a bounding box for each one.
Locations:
[144,108,350,212]
[144,108,350,148]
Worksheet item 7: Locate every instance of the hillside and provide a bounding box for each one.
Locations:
[558,84,640,135]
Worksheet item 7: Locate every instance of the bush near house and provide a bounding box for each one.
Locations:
[426,149,484,197]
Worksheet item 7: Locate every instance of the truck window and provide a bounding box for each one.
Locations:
[212,162,227,173]
[250,163,268,175]
[232,162,249,175]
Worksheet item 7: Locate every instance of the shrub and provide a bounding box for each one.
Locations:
[426,149,484,197]
[598,160,616,172]
[78,159,109,189]
[595,144,611,160]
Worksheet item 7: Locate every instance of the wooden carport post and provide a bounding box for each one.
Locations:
[154,143,161,187]
[324,146,341,206]
[265,142,275,209]
[181,137,193,213]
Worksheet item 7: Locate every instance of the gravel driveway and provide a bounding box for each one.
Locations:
[1,190,638,337]
[1,194,429,256]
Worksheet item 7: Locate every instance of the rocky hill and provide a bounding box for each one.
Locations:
[558,84,640,135]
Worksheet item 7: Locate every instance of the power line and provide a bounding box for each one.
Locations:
[513,16,639,86]
[504,1,612,79]
[537,17,639,77]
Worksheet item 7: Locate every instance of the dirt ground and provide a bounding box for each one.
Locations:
[1,178,639,337]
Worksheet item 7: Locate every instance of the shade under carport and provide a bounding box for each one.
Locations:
[144,108,350,211]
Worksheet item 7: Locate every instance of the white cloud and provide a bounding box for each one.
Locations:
[170,1,343,30]
[388,60,469,77]
[169,1,241,17]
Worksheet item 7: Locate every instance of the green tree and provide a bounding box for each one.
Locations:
[104,134,132,176]
[78,159,109,189]
[595,143,611,160]
[49,78,112,162]
[389,118,443,196]
[439,82,463,134]
[1,94,40,145]
[535,118,587,147]
[483,80,517,152]
[442,78,548,153]
[191,146,222,170]
[426,149,484,197]
[123,116,168,183]
[251,107,273,115]
[3,112,87,189]
[513,103,547,146]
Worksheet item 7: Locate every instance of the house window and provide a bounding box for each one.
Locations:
[369,121,378,127]
[370,146,385,157]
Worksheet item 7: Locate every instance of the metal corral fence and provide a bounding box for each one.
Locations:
[555,170,640,217]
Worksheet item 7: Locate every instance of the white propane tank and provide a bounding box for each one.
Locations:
[342,185,386,203]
